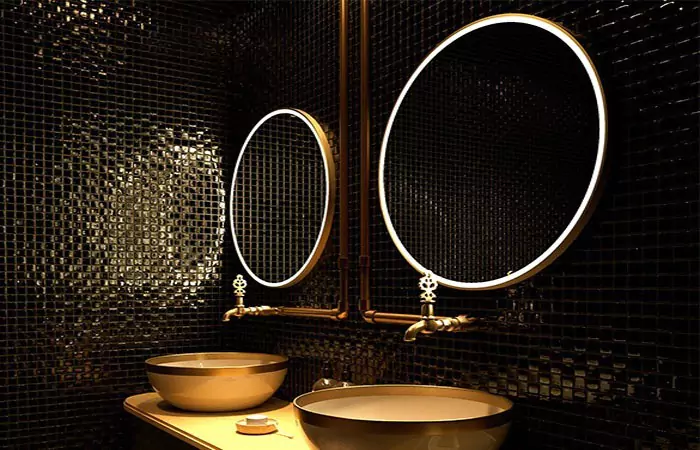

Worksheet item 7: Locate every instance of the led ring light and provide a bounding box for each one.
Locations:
[230,108,336,288]
[378,14,607,290]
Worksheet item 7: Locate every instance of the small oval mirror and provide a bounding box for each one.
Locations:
[230,109,335,288]
[379,14,607,290]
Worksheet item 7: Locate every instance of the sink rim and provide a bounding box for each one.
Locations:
[293,384,513,435]
[146,352,288,376]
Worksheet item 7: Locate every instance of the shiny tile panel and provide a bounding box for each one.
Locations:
[1,1,231,448]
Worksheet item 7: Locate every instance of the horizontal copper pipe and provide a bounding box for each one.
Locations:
[362,311,420,325]
[278,307,348,320]
[363,310,474,326]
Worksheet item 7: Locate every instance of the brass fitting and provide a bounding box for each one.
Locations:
[403,315,476,341]
[403,320,429,341]
[403,271,479,341]
[223,305,279,321]
[222,275,280,322]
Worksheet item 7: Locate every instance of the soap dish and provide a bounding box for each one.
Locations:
[236,414,279,435]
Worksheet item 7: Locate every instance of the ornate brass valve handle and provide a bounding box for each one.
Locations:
[419,271,438,321]
[233,274,247,305]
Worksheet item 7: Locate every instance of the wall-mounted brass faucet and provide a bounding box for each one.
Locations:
[223,274,349,321]
[403,271,479,342]
[222,275,280,321]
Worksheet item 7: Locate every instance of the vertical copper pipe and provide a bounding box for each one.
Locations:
[359,0,371,314]
[337,0,349,319]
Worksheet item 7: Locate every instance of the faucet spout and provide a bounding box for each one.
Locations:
[404,315,479,341]
[222,307,242,322]
[222,305,279,322]
[403,319,428,342]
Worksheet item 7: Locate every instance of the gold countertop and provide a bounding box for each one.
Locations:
[124,393,311,450]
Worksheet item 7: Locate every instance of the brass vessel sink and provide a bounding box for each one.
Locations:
[294,385,512,450]
[146,352,287,412]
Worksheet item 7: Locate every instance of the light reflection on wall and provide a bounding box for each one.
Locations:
[2,2,228,445]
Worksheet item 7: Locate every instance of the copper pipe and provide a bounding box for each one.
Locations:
[279,307,347,320]
[359,0,371,316]
[362,309,469,327]
[224,306,347,321]
[362,311,421,325]
[224,0,349,322]
[356,0,479,335]
[337,0,350,320]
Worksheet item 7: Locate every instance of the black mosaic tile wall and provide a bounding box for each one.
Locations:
[223,1,699,450]
[1,1,238,448]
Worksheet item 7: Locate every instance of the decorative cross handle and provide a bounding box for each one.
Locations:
[233,274,247,297]
[418,270,437,303]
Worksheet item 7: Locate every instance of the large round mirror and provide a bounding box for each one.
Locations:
[379,14,607,290]
[230,108,335,288]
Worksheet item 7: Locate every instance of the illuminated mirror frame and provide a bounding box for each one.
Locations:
[230,108,336,288]
[378,14,607,290]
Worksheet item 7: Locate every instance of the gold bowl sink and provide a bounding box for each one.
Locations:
[294,385,512,450]
[146,352,287,412]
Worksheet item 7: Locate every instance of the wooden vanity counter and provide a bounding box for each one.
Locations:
[124,393,311,450]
